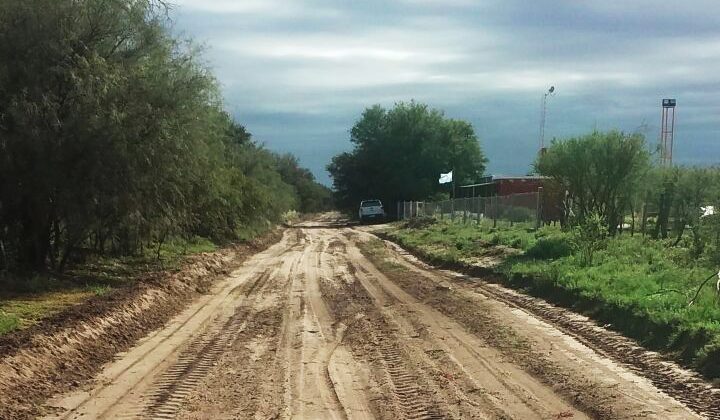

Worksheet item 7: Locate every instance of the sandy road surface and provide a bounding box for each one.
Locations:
[45,217,703,419]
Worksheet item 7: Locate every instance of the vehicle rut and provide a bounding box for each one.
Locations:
[143,269,273,418]
[42,218,707,420]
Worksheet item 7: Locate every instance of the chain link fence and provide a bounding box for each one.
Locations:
[397,192,542,227]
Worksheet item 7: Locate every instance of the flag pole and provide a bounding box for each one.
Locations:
[452,168,456,200]
[451,168,455,220]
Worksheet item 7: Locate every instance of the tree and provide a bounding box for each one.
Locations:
[275,154,333,213]
[327,102,487,211]
[536,130,650,234]
[0,0,319,272]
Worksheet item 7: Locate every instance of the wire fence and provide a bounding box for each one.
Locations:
[397,192,542,228]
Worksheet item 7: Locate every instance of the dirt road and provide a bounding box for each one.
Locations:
[44,217,705,419]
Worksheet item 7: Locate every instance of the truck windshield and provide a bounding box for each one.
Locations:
[361,200,381,207]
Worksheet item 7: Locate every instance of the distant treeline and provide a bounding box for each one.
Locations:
[0,0,331,272]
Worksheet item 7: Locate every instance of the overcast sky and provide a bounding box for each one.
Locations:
[171,0,720,185]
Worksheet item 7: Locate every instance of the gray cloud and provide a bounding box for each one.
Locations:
[171,0,720,185]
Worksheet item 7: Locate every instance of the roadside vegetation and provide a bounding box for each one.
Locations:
[327,101,487,211]
[383,130,720,382]
[0,0,331,334]
[387,218,720,381]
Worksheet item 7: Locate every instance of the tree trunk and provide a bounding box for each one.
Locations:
[672,222,685,247]
[0,239,7,271]
[19,218,51,272]
[654,193,671,239]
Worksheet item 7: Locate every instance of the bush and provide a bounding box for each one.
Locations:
[571,213,608,266]
[526,235,573,259]
[0,312,20,335]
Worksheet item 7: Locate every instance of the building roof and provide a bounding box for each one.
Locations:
[459,175,547,188]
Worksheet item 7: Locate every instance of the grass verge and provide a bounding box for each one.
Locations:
[0,236,218,335]
[382,218,720,383]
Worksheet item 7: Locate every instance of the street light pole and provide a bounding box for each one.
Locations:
[539,85,555,155]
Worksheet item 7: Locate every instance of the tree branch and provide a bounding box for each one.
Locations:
[688,271,719,306]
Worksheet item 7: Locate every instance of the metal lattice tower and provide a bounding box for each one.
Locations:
[660,98,676,166]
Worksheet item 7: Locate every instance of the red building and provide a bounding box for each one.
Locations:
[459,175,546,198]
[459,175,564,224]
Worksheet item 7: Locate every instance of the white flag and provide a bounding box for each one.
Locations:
[701,206,715,218]
[439,170,453,184]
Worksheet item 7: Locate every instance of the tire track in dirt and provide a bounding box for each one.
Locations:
[175,243,304,419]
[358,228,709,419]
[143,269,274,419]
[42,218,708,419]
[372,333,445,420]
[318,235,448,420]
[42,230,297,420]
[343,246,587,419]
[279,231,350,419]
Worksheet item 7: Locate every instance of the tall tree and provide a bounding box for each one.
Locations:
[0,0,320,272]
[328,102,487,211]
[536,130,650,234]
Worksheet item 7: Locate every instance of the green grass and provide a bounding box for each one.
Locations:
[0,235,219,336]
[0,312,20,335]
[384,218,720,382]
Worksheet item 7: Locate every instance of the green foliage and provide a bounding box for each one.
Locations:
[571,213,608,266]
[327,101,487,211]
[0,312,20,335]
[643,166,720,255]
[275,154,334,213]
[526,234,573,260]
[536,130,650,233]
[0,0,324,273]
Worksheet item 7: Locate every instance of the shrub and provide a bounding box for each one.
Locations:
[526,235,573,259]
[0,312,20,335]
[571,213,608,266]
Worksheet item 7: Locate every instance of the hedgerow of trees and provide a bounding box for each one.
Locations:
[536,130,650,234]
[328,101,487,211]
[536,130,720,264]
[0,0,329,272]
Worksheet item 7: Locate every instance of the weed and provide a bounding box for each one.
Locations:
[0,312,19,335]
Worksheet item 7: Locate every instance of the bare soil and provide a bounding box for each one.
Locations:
[5,216,711,419]
[369,228,720,419]
[0,230,282,419]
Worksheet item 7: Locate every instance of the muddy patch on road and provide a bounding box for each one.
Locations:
[0,230,283,420]
[357,234,708,419]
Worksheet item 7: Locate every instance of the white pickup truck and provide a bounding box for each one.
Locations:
[358,199,386,223]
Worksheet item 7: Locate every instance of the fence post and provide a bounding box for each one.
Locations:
[493,196,498,228]
[536,187,543,229]
[640,202,647,237]
[463,198,467,224]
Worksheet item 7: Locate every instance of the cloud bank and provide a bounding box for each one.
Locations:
[171,0,720,184]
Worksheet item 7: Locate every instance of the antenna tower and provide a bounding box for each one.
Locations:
[660,98,676,166]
